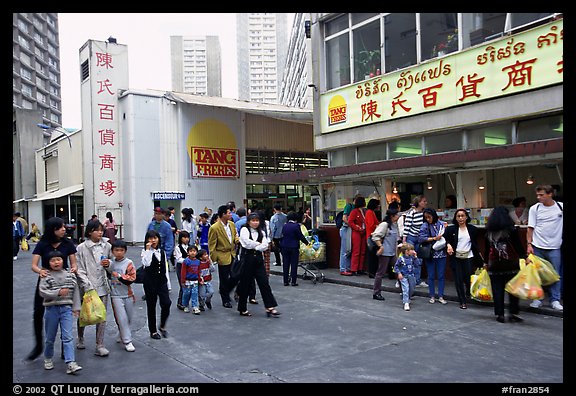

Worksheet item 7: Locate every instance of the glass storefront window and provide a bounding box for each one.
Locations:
[326,33,351,89]
[330,148,356,167]
[425,131,463,154]
[384,13,417,72]
[420,13,459,61]
[389,137,422,159]
[353,19,381,82]
[517,115,563,143]
[358,142,387,163]
[351,13,378,25]
[467,124,511,149]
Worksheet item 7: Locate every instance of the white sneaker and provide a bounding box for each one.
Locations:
[438,297,448,305]
[551,301,563,311]
[66,361,82,374]
[124,342,135,352]
[395,281,399,288]
[192,307,201,315]
[94,345,109,356]
[404,303,410,311]
[13,256,18,260]
[44,359,54,370]
[183,307,190,313]
[429,297,435,304]
[530,300,543,308]
[417,281,429,288]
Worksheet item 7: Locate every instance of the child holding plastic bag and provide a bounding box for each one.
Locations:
[483,206,531,323]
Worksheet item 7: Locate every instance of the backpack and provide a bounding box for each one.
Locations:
[335,211,344,229]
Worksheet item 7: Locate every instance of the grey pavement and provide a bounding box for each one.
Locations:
[13,244,563,384]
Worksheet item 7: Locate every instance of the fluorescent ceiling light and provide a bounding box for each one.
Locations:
[484,136,507,145]
[393,147,422,155]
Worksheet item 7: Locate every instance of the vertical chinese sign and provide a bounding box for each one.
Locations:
[85,40,129,215]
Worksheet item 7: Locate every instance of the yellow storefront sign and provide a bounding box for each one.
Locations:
[320,20,563,134]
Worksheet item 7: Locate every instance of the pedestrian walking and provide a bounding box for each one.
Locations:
[419,208,448,305]
[108,239,137,352]
[180,245,201,314]
[13,212,25,260]
[236,213,281,317]
[403,195,429,287]
[147,207,175,291]
[173,230,190,310]
[75,219,113,356]
[371,208,400,300]
[270,204,288,267]
[141,229,172,339]
[197,249,216,311]
[102,211,117,244]
[348,195,367,275]
[527,184,563,310]
[484,206,530,323]
[280,211,311,286]
[207,205,239,308]
[338,197,355,276]
[445,209,483,309]
[394,243,420,311]
[28,217,78,362]
[38,250,82,374]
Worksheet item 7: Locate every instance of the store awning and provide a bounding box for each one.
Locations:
[31,184,83,202]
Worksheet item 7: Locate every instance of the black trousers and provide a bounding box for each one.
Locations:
[143,278,171,334]
[367,244,379,276]
[237,252,277,312]
[489,272,519,317]
[272,238,283,265]
[281,247,299,285]
[32,278,45,350]
[175,262,183,306]
[13,236,21,257]
[218,263,233,304]
[450,257,472,305]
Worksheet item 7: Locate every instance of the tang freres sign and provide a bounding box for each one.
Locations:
[191,146,240,178]
[320,20,563,134]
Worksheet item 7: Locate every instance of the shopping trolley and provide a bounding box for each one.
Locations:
[298,235,326,284]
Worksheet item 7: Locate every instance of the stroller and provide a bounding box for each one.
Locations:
[298,231,326,284]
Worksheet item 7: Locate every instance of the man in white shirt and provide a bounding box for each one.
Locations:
[527,185,563,310]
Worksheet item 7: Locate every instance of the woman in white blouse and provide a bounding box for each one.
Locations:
[445,209,483,309]
[509,197,528,225]
[236,213,280,317]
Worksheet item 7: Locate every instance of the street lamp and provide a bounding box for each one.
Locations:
[37,123,72,148]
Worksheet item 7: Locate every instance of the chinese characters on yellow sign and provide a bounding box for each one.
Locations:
[321,20,563,134]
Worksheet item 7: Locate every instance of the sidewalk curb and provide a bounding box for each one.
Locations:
[269,267,563,319]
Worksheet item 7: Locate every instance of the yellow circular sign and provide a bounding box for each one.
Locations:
[186,119,237,161]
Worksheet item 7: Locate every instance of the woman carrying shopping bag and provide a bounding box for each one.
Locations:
[483,206,531,323]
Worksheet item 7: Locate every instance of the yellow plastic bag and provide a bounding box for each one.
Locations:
[79,289,106,327]
[526,254,560,286]
[21,239,29,251]
[470,268,493,302]
[505,262,544,300]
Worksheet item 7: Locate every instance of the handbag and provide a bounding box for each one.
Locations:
[455,249,470,259]
[79,289,107,327]
[432,236,446,251]
[21,239,29,251]
[230,251,245,280]
[417,243,433,259]
[134,265,145,284]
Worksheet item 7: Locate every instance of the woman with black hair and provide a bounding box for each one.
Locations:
[28,217,78,361]
[236,213,280,317]
[484,206,530,323]
[444,209,483,309]
[102,211,117,243]
[371,208,400,300]
[141,229,172,338]
[419,208,448,304]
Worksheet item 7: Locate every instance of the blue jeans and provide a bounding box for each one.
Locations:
[426,256,447,298]
[406,235,422,284]
[533,246,562,303]
[339,226,351,273]
[182,282,199,309]
[44,305,75,364]
[399,274,416,304]
[199,282,214,305]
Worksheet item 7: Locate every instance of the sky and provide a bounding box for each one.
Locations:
[58,13,294,129]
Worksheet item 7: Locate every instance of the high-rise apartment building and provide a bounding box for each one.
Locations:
[236,13,288,104]
[279,13,312,109]
[170,35,222,97]
[13,13,62,128]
